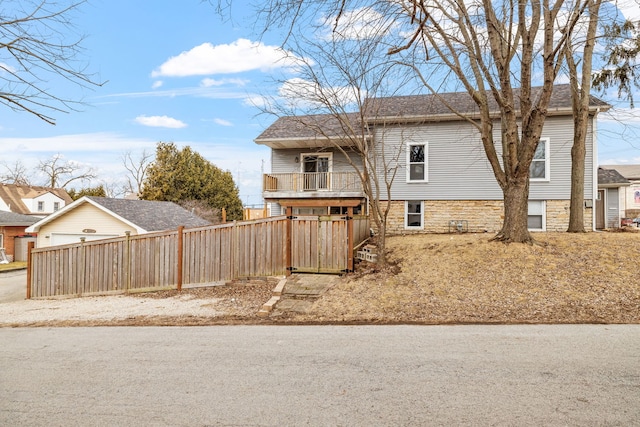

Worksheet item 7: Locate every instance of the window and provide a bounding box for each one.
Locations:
[407,143,427,182]
[53,202,60,211]
[528,200,546,231]
[530,138,549,181]
[405,201,424,229]
[37,201,44,212]
[301,153,332,190]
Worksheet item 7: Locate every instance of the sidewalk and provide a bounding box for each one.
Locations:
[272,274,341,314]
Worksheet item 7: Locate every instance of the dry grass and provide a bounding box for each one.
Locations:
[287,231,640,324]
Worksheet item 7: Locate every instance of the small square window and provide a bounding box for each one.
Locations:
[528,200,545,231]
[53,202,60,211]
[37,201,44,212]
[405,201,424,229]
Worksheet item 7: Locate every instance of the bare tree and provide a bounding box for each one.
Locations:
[38,154,96,188]
[256,0,599,243]
[0,160,31,185]
[564,0,603,232]
[260,24,413,262]
[121,149,153,196]
[0,0,102,124]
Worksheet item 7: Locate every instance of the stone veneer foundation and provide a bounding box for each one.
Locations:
[380,200,593,234]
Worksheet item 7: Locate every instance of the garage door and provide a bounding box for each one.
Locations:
[50,233,119,246]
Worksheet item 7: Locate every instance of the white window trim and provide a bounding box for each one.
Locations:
[528,200,546,231]
[405,200,424,230]
[530,138,550,182]
[406,142,428,183]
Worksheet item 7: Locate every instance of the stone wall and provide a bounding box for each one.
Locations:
[378,200,593,234]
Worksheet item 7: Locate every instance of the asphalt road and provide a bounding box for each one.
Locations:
[1,325,639,426]
[0,269,26,303]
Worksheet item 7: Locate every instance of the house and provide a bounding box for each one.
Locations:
[596,167,631,229]
[0,184,72,217]
[0,211,38,261]
[599,165,640,223]
[255,85,611,233]
[26,196,211,247]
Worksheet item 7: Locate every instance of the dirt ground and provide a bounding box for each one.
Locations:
[1,231,639,326]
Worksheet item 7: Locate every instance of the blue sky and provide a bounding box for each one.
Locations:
[0,0,639,206]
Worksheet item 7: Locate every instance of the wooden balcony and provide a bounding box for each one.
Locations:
[263,172,364,199]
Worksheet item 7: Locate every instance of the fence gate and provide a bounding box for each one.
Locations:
[290,215,348,273]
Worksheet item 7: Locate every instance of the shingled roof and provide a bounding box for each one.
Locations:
[255,113,363,147]
[0,211,39,227]
[256,85,611,145]
[364,84,611,120]
[0,184,72,215]
[27,197,211,233]
[600,165,640,181]
[598,167,631,187]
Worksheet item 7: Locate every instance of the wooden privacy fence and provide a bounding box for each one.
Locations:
[27,215,369,298]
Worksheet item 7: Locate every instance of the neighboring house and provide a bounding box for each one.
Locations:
[596,167,631,229]
[26,196,211,247]
[0,211,38,261]
[0,184,72,217]
[255,85,611,233]
[599,165,640,221]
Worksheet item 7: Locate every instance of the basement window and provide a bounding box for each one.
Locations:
[405,201,424,229]
[528,200,546,231]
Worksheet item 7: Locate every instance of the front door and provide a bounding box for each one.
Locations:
[303,154,330,190]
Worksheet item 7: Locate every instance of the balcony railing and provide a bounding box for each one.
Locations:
[263,172,363,193]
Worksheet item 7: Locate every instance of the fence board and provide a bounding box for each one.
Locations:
[28,215,368,298]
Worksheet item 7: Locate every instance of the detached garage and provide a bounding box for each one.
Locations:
[26,196,211,248]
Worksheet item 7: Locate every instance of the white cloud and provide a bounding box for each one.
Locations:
[278,78,360,109]
[320,7,393,41]
[152,80,163,89]
[213,118,233,126]
[617,0,640,21]
[201,77,249,87]
[151,39,301,77]
[0,132,154,154]
[134,115,188,128]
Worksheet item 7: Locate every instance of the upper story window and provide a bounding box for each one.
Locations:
[53,202,60,211]
[301,153,332,191]
[530,138,550,181]
[407,143,428,182]
[37,201,44,212]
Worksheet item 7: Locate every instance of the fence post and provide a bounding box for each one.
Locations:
[285,206,292,276]
[125,231,131,292]
[79,237,86,296]
[26,241,34,299]
[177,226,184,292]
[347,206,354,273]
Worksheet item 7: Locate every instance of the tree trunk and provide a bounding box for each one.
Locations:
[492,176,533,243]
[567,121,587,232]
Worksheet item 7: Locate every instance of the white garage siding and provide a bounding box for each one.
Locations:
[49,233,119,246]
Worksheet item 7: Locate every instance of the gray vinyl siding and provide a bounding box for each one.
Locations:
[271,148,363,174]
[375,116,593,201]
